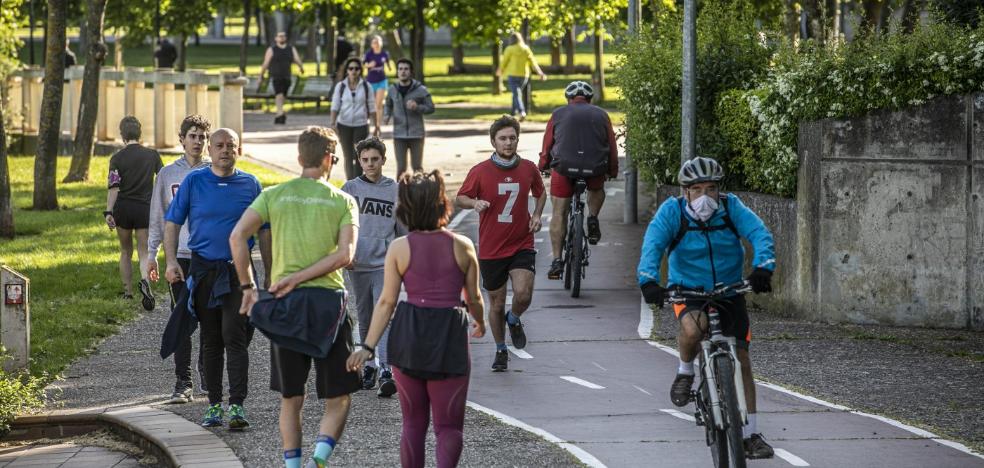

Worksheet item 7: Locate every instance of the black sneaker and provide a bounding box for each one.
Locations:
[547,258,564,280]
[743,433,775,459]
[362,365,378,390]
[138,279,155,311]
[491,350,508,372]
[377,369,397,398]
[507,314,527,349]
[587,216,601,245]
[670,373,694,407]
[274,114,286,125]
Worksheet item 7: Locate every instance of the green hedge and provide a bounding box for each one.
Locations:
[0,360,44,436]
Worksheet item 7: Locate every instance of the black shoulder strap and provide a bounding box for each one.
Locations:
[667,197,689,254]
[719,196,740,239]
[363,80,371,117]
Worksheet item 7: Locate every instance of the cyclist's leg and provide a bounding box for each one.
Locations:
[675,304,706,363]
[585,175,607,243]
[549,196,570,260]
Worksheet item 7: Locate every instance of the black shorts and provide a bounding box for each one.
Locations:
[112,198,150,230]
[271,77,291,95]
[479,249,536,291]
[270,315,361,399]
[672,295,750,349]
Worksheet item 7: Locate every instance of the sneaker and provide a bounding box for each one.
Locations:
[362,365,378,390]
[201,403,224,427]
[227,404,250,431]
[377,369,397,398]
[492,350,508,372]
[305,458,326,468]
[274,114,287,125]
[507,314,527,349]
[120,291,134,300]
[167,382,193,404]
[138,279,155,311]
[743,433,775,459]
[547,258,564,280]
[587,215,601,245]
[670,373,694,407]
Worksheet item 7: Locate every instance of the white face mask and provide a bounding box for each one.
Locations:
[687,195,719,222]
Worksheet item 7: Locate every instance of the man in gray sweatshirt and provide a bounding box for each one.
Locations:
[383,58,435,177]
[341,136,405,397]
[146,114,211,404]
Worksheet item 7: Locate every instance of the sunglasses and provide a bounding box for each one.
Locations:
[347,67,360,71]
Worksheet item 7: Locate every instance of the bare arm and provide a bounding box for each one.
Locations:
[457,238,485,334]
[105,187,119,229]
[230,208,263,288]
[259,48,273,77]
[258,227,272,288]
[346,238,407,371]
[455,194,490,212]
[163,221,184,283]
[529,191,548,233]
[292,47,305,74]
[269,224,358,297]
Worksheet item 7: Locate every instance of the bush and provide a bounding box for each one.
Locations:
[0,355,45,437]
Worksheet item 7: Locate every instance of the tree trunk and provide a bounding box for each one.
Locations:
[491,41,501,95]
[0,95,13,238]
[324,2,336,78]
[34,0,67,211]
[563,28,575,73]
[592,27,604,103]
[239,0,251,74]
[411,0,425,83]
[65,0,108,183]
[255,8,263,46]
[385,29,404,59]
[114,28,123,69]
[305,22,318,62]
[451,29,465,73]
[784,0,799,41]
[900,0,924,33]
[550,37,561,68]
[177,33,187,72]
[861,0,887,33]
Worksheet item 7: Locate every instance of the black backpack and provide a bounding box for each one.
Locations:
[667,195,740,254]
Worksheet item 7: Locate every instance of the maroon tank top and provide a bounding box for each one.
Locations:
[403,230,465,308]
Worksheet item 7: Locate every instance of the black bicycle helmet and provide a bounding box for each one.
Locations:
[564,80,594,100]
[678,156,724,186]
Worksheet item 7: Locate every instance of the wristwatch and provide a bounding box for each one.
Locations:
[239,283,255,291]
[103,210,113,217]
[361,344,376,359]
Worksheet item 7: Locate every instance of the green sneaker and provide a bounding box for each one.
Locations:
[201,403,224,427]
[227,404,250,431]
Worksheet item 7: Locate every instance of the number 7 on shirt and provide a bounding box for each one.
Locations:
[497,183,519,223]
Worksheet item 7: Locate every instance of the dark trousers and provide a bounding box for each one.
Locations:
[169,258,204,386]
[193,267,253,405]
[337,123,369,180]
[393,138,424,176]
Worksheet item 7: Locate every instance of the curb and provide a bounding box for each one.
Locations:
[7,406,243,468]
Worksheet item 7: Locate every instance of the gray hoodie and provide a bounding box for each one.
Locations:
[341,175,406,271]
[148,156,210,260]
[384,79,435,139]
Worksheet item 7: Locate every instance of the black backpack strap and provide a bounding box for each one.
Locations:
[666,195,740,255]
[363,80,371,117]
[666,197,689,254]
[718,195,740,239]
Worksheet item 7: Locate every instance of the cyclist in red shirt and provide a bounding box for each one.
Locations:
[456,115,547,371]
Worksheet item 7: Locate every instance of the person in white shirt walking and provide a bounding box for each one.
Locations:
[330,57,379,180]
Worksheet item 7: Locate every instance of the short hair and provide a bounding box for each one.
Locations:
[297,126,338,168]
[344,57,363,75]
[179,114,211,138]
[490,115,520,141]
[356,136,387,158]
[370,34,383,45]
[119,116,141,141]
[396,170,451,231]
[510,32,525,45]
[396,58,414,73]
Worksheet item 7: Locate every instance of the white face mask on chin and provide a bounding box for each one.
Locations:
[686,195,719,222]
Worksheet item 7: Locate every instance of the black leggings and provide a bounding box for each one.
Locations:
[194,270,253,405]
[170,258,203,385]
[337,123,369,180]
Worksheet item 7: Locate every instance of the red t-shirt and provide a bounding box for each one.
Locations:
[457,158,545,259]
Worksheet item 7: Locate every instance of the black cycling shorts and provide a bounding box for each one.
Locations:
[672,295,750,348]
[112,199,150,230]
[478,249,536,291]
[270,315,361,399]
[272,77,291,95]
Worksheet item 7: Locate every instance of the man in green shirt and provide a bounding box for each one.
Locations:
[230,126,361,468]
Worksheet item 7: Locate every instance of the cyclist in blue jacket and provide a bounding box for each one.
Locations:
[637,156,776,459]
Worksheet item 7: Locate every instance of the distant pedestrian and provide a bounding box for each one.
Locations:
[329,57,378,180]
[154,38,178,69]
[334,34,355,80]
[164,128,270,431]
[147,114,211,404]
[231,126,360,468]
[64,38,77,67]
[341,136,404,397]
[104,116,163,307]
[260,32,305,125]
[347,170,485,468]
[363,35,392,132]
[383,59,435,177]
[496,32,547,121]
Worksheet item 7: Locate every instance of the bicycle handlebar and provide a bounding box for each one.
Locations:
[666,280,752,304]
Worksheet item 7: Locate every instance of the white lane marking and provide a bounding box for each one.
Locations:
[592,361,607,371]
[633,385,652,396]
[507,346,533,359]
[775,449,811,466]
[534,238,544,243]
[605,188,624,196]
[638,298,984,461]
[449,208,474,229]
[467,401,607,468]
[660,408,696,422]
[560,376,606,390]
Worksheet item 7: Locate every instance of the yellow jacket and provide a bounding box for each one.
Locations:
[500,43,540,78]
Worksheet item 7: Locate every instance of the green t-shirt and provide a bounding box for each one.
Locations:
[250,177,358,290]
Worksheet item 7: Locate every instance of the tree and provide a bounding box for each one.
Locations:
[64,0,108,183]
[34,0,68,211]
[0,0,23,238]
[0,96,12,238]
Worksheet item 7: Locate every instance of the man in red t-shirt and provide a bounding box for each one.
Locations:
[457,115,547,372]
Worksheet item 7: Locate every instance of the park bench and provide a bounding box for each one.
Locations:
[288,76,334,111]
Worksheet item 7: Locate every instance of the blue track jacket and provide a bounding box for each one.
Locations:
[637,193,776,291]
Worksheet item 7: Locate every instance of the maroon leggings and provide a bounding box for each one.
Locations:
[392,367,469,468]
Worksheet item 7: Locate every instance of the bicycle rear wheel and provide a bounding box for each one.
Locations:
[563,238,573,290]
[571,210,584,298]
[709,354,747,468]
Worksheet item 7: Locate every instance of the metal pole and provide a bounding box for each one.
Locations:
[681,0,697,165]
[624,0,641,224]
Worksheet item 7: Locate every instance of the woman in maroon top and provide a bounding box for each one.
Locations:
[348,170,485,468]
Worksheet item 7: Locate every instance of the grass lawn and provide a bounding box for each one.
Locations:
[1,154,290,379]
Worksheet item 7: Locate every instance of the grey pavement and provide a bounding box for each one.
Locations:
[0,439,146,468]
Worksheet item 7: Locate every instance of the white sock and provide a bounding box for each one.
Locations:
[743,413,757,439]
[677,359,695,375]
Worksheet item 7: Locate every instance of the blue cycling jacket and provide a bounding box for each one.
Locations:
[637,193,776,291]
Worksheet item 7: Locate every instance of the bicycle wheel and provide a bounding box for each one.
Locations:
[571,210,584,298]
[563,247,573,290]
[709,354,747,468]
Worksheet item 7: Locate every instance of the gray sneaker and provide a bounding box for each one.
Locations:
[167,381,193,404]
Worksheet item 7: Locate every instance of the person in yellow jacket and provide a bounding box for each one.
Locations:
[496,32,547,121]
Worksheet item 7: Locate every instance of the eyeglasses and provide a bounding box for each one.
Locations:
[687,185,719,197]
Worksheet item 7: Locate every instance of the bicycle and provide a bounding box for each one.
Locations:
[666,281,752,468]
[561,177,590,298]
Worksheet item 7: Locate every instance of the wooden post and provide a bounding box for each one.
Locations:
[1,266,30,372]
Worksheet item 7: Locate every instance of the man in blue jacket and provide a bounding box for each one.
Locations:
[637,156,776,459]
